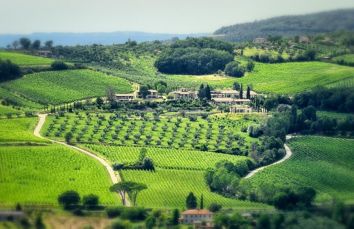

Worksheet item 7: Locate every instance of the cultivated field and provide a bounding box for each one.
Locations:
[42,112,260,152]
[121,168,268,209]
[243,47,289,60]
[238,62,354,94]
[243,136,354,203]
[333,54,354,65]
[0,117,47,143]
[1,70,133,105]
[0,145,118,207]
[0,51,54,66]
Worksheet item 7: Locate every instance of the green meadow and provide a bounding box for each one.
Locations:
[0,51,54,66]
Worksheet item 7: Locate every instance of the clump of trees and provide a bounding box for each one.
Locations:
[0,59,21,82]
[198,84,211,100]
[10,37,53,50]
[110,181,147,206]
[51,61,69,71]
[155,47,233,75]
[113,148,155,171]
[58,190,100,212]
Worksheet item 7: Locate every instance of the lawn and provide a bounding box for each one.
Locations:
[0,117,47,143]
[1,69,133,105]
[121,168,269,209]
[242,136,354,203]
[0,51,54,66]
[237,62,354,94]
[0,145,119,207]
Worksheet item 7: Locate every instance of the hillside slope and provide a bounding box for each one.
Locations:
[214,9,354,41]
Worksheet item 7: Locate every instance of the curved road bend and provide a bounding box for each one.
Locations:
[244,135,293,179]
[34,114,130,206]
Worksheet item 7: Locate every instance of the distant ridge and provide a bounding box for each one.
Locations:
[214,9,354,42]
[0,31,208,47]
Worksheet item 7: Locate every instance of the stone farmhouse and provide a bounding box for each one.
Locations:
[170,88,198,100]
[179,209,213,225]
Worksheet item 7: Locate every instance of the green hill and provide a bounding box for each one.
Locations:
[0,51,54,66]
[242,136,354,203]
[214,9,354,41]
[1,69,133,105]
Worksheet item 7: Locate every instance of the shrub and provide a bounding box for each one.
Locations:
[120,207,147,221]
[208,203,222,212]
[51,61,68,70]
[0,59,21,82]
[224,61,245,77]
[106,207,125,218]
[82,194,99,210]
[58,190,80,209]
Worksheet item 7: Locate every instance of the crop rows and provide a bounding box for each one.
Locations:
[0,145,118,206]
[245,136,354,203]
[44,112,258,152]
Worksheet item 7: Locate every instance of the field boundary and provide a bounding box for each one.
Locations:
[34,114,131,206]
[244,135,293,179]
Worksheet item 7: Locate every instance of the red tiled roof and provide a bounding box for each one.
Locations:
[182,209,213,215]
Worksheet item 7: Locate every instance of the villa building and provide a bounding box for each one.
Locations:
[170,88,197,100]
[180,209,213,225]
[115,93,136,101]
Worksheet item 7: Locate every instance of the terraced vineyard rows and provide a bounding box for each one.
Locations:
[43,112,260,152]
[1,70,133,105]
[243,136,354,203]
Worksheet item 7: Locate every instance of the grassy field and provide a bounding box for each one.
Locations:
[243,136,354,203]
[122,168,268,209]
[0,51,54,66]
[104,55,354,94]
[42,112,260,152]
[1,70,133,105]
[237,62,354,94]
[0,145,119,207]
[0,117,47,143]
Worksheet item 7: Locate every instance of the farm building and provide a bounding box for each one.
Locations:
[212,98,251,105]
[230,105,253,113]
[146,89,160,99]
[211,89,257,99]
[115,93,136,101]
[179,209,213,224]
[253,37,267,44]
[170,88,198,100]
[37,50,52,57]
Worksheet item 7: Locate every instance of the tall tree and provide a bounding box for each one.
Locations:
[139,85,149,99]
[233,82,241,91]
[19,37,31,50]
[246,86,251,99]
[200,194,204,209]
[44,40,53,49]
[31,40,41,50]
[239,84,243,99]
[186,192,197,209]
[12,40,19,49]
[198,84,205,99]
[205,85,211,100]
[110,181,147,206]
[171,209,180,225]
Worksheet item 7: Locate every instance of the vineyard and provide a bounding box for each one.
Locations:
[242,136,354,203]
[42,112,260,152]
[243,47,290,60]
[0,145,118,207]
[84,145,250,170]
[0,117,48,143]
[333,54,354,66]
[0,51,54,66]
[121,168,269,209]
[1,70,133,105]
[237,62,354,94]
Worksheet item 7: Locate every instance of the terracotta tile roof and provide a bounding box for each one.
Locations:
[182,209,213,215]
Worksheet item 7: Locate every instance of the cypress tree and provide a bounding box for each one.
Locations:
[186,192,197,209]
[239,84,243,99]
[205,85,211,100]
[246,86,251,99]
[200,194,204,209]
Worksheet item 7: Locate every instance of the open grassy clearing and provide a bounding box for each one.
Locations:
[1,70,133,105]
[84,145,249,170]
[0,51,54,66]
[243,136,354,203]
[0,145,119,207]
[42,112,260,152]
[237,62,354,94]
[0,117,48,143]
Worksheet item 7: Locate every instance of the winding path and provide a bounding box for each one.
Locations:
[34,114,131,206]
[244,135,293,179]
